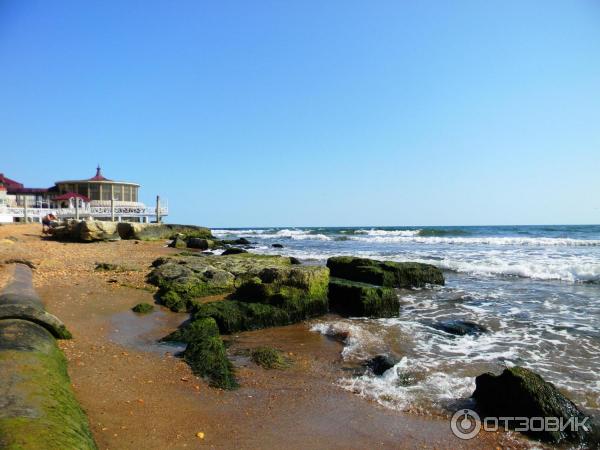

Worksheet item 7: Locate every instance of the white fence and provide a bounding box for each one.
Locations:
[0,204,169,221]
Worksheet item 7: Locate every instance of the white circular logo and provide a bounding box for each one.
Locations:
[450,408,481,440]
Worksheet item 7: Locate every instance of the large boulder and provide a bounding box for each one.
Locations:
[328,277,398,317]
[117,223,213,241]
[186,238,215,250]
[232,265,330,322]
[51,219,119,242]
[473,367,597,445]
[327,256,444,288]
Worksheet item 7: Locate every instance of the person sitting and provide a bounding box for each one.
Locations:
[42,213,57,235]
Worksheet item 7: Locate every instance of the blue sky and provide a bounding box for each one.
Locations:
[1,1,599,226]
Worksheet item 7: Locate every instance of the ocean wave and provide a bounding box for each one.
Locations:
[432,258,600,283]
[212,228,332,241]
[354,229,421,237]
[350,235,600,247]
[417,228,472,237]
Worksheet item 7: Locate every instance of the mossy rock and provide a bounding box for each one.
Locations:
[327,256,444,288]
[131,303,154,314]
[328,277,398,318]
[148,254,317,312]
[251,347,289,369]
[171,318,237,390]
[0,320,97,449]
[191,300,291,334]
[473,366,598,445]
[186,238,215,250]
[169,236,187,249]
[117,223,213,241]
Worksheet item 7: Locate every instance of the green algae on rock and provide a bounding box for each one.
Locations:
[116,223,213,241]
[473,366,597,445]
[163,318,237,390]
[148,254,324,313]
[328,277,398,318]
[131,302,154,314]
[251,347,290,370]
[0,320,97,450]
[326,256,444,288]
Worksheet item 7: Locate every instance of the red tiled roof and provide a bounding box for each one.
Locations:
[53,192,90,202]
[89,166,111,181]
[0,173,24,190]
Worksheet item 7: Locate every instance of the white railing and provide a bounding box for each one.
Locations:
[0,205,169,219]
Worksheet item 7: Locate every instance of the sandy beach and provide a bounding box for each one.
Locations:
[0,223,532,449]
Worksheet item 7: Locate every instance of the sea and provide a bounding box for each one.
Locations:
[212,225,600,416]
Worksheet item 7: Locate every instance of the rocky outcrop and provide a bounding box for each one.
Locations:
[148,254,327,315]
[473,366,597,445]
[326,256,444,288]
[328,278,398,317]
[116,223,213,241]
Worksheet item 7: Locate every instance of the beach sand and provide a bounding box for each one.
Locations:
[0,223,534,449]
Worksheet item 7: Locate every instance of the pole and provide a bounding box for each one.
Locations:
[110,198,115,222]
[23,196,28,223]
[156,195,161,224]
[75,198,79,220]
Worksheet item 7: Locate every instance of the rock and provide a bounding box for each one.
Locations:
[175,318,237,390]
[169,235,187,249]
[148,254,308,312]
[131,303,154,314]
[251,347,289,369]
[364,355,398,376]
[78,220,120,241]
[186,238,214,250]
[221,247,248,255]
[192,300,291,334]
[429,319,488,336]
[218,238,251,246]
[289,257,301,265]
[271,243,284,248]
[117,223,213,241]
[232,265,330,322]
[327,256,444,288]
[95,262,124,272]
[473,366,596,445]
[51,219,120,242]
[328,277,398,318]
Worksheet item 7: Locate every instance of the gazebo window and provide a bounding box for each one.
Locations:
[89,184,100,200]
[101,185,111,201]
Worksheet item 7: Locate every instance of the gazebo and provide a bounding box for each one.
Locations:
[53,166,141,206]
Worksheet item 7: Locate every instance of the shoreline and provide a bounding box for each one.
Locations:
[0,223,531,449]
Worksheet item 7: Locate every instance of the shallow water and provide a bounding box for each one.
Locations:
[213,225,600,415]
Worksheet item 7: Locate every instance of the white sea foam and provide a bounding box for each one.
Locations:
[350,235,600,247]
[355,229,421,237]
[310,321,385,360]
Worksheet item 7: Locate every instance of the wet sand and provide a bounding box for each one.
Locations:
[0,223,533,449]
